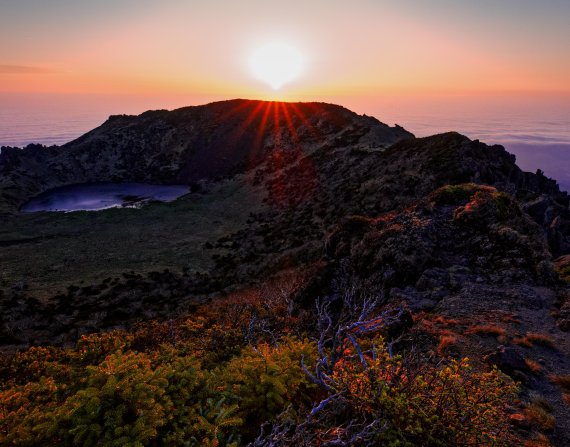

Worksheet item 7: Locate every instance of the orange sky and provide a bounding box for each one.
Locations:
[1,0,569,100]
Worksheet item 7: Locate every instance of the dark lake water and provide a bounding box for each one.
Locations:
[21,182,190,213]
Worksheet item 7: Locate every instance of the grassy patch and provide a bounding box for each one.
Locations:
[525,333,556,349]
[429,183,480,205]
[513,333,556,349]
[492,191,515,222]
[437,334,458,354]
[524,397,556,431]
[524,434,555,447]
[466,324,506,337]
[549,374,570,405]
[549,375,570,393]
[513,337,533,348]
[525,359,543,375]
[0,178,264,299]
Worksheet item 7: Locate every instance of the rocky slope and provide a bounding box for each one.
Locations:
[1,100,570,444]
[1,101,569,344]
[0,99,411,215]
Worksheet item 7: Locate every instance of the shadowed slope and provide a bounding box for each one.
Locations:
[0,99,412,214]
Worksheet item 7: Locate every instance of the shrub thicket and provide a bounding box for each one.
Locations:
[1,290,520,446]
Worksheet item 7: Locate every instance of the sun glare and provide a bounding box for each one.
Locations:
[250,43,304,90]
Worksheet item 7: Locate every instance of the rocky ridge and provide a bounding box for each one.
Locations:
[1,100,570,444]
[0,99,411,215]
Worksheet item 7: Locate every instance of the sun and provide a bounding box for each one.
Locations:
[250,42,304,90]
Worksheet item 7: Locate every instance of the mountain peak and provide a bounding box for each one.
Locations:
[0,99,413,214]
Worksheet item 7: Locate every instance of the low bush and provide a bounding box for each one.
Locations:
[429,183,482,206]
[0,292,522,446]
[466,324,506,337]
[524,397,556,431]
[525,333,556,349]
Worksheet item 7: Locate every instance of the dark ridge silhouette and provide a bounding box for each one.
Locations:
[0,99,412,214]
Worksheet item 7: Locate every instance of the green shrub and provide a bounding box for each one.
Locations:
[0,308,520,446]
[429,183,482,205]
[348,346,513,445]
[217,338,317,437]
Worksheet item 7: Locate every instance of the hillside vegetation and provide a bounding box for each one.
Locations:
[1,100,570,445]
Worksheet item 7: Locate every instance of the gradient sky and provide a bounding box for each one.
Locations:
[1,0,569,100]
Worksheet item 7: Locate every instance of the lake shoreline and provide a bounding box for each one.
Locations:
[20,182,190,213]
